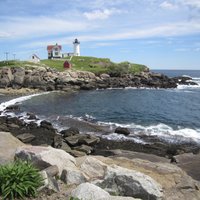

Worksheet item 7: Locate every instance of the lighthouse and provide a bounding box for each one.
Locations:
[73,38,80,56]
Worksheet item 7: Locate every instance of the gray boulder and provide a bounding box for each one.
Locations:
[115,127,130,136]
[15,146,76,176]
[16,133,35,143]
[12,67,25,86]
[69,150,86,157]
[39,171,60,193]
[77,156,107,180]
[60,127,79,137]
[61,168,86,185]
[74,144,93,154]
[96,165,163,200]
[71,183,110,200]
[0,67,13,88]
[0,131,24,165]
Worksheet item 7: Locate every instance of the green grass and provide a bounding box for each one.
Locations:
[0,60,42,68]
[41,56,148,75]
[41,56,112,74]
[0,56,148,76]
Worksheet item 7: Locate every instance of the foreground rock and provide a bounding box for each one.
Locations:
[71,183,140,200]
[15,146,76,175]
[95,155,200,200]
[96,165,163,200]
[173,153,200,181]
[9,145,200,200]
[0,131,24,164]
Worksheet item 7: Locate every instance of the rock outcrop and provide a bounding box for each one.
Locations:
[8,145,200,200]
[0,131,24,164]
[15,146,76,175]
[0,66,196,91]
[95,165,163,200]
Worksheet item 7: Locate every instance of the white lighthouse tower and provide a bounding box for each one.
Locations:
[73,38,80,56]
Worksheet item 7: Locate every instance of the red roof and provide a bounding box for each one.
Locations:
[47,44,62,51]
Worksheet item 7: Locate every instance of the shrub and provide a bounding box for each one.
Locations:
[0,160,43,199]
[108,62,130,77]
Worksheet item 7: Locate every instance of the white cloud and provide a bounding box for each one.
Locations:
[95,42,117,46]
[160,1,178,10]
[182,0,200,9]
[174,48,189,52]
[23,20,200,49]
[0,16,90,39]
[0,31,12,38]
[83,8,121,20]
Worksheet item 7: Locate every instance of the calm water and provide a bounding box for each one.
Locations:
[1,70,200,143]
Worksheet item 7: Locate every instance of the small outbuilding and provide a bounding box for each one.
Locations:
[30,54,40,63]
[63,60,72,69]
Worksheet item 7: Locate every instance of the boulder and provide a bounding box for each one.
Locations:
[0,67,13,87]
[15,146,76,176]
[40,120,55,131]
[12,67,25,86]
[74,144,93,154]
[61,168,86,185]
[100,73,110,79]
[115,127,130,136]
[77,156,107,180]
[107,197,140,200]
[65,135,80,146]
[79,135,100,146]
[60,141,72,152]
[39,171,60,193]
[60,127,79,137]
[93,155,200,200]
[52,135,63,148]
[16,133,36,143]
[71,183,110,200]
[173,153,200,181]
[43,165,59,177]
[69,150,86,157]
[0,131,24,164]
[96,165,163,200]
[6,104,20,111]
[27,112,37,120]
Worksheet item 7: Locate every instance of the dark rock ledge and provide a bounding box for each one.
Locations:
[0,112,200,160]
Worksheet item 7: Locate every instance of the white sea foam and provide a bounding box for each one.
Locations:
[177,77,200,90]
[0,92,49,113]
[97,121,200,143]
[101,133,147,144]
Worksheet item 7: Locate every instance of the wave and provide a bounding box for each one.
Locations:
[97,121,200,143]
[0,92,50,113]
[53,114,200,143]
[177,77,200,90]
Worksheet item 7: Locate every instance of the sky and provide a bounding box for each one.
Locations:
[0,0,200,69]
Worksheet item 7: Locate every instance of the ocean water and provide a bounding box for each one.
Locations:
[1,70,200,144]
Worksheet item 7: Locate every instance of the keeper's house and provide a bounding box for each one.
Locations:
[47,43,62,59]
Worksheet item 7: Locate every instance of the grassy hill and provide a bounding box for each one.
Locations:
[0,56,149,76]
[41,56,148,76]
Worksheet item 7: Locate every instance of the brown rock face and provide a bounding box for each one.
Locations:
[0,131,24,165]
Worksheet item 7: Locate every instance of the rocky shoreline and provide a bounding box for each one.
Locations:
[0,66,197,92]
[1,108,200,160]
[1,66,200,199]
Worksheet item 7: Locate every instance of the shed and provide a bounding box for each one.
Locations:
[30,54,40,63]
[63,60,72,69]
